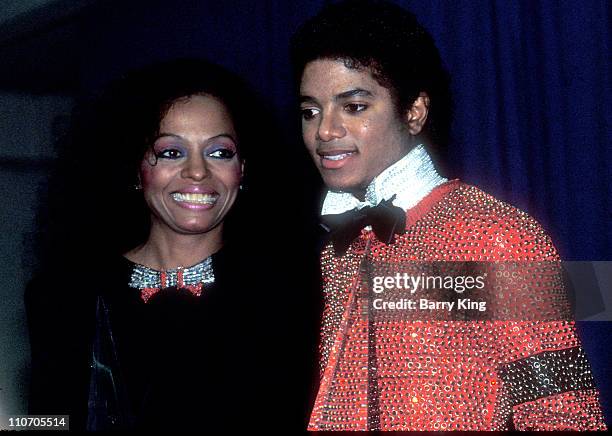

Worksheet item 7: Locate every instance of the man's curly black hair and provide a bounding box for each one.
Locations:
[290,0,452,151]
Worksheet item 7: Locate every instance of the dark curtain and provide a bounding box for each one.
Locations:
[407,0,611,262]
[68,0,611,423]
[403,2,611,422]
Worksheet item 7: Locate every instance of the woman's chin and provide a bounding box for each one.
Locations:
[172,219,223,236]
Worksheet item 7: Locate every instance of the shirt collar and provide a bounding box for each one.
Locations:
[321,144,447,215]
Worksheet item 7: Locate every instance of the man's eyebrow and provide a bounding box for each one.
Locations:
[299,88,374,104]
[335,88,373,100]
[299,95,316,104]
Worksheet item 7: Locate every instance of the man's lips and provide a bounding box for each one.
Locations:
[317,149,357,169]
[321,152,354,161]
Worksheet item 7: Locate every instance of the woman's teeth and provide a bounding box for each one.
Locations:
[171,192,218,204]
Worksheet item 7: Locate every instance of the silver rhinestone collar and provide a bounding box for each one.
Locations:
[321,144,447,215]
[128,256,215,302]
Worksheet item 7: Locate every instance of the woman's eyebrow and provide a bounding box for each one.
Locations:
[154,133,237,142]
[154,133,183,141]
[206,133,237,143]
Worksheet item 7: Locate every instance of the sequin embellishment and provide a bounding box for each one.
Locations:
[308,181,607,431]
[128,257,215,303]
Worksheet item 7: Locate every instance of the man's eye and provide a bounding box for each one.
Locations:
[155,149,182,159]
[345,103,367,113]
[208,148,236,159]
[301,108,320,120]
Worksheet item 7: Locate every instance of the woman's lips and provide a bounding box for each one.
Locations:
[171,192,218,209]
[318,150,356,169]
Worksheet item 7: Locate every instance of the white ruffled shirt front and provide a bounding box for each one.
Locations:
[321,144,447,215]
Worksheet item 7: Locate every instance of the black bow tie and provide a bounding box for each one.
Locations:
[321,195,406,256]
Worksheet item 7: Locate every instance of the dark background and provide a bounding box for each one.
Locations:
[0,0,609,424]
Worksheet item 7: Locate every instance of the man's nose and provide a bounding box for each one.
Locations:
[317,111,346,142]
[181,154,208,180]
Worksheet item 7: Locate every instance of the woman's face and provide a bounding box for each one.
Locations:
[140,94,243,236]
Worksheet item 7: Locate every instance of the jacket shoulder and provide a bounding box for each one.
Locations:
[412,182,559,261]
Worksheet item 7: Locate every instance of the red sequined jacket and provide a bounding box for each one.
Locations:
[308,180,606,431]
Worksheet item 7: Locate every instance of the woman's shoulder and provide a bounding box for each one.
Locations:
[26,254,135,308]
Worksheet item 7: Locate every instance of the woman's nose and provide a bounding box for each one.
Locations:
[181,154,208,180]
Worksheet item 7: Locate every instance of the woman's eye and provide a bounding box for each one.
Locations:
[155,148,183,159]
[208,148,236,159]
[301,108,320,121]
[345,103,367,113]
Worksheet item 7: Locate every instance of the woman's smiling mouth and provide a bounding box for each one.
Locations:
[171,192,219,205]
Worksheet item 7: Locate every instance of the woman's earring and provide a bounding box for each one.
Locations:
[239,162,245,191]
[134,175,143,191]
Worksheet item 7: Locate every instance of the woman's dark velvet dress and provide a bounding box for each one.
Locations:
[26,246,308,431]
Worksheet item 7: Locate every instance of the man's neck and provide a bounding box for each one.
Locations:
[347,187,368,202]
[321,144,448,215]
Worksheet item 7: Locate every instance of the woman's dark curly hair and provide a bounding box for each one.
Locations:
[33,59,259,271]
[290,0,452,151]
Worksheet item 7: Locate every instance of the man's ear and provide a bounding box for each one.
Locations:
[405,92,430,135]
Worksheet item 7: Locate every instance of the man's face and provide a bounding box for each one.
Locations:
[299,59,413,195]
